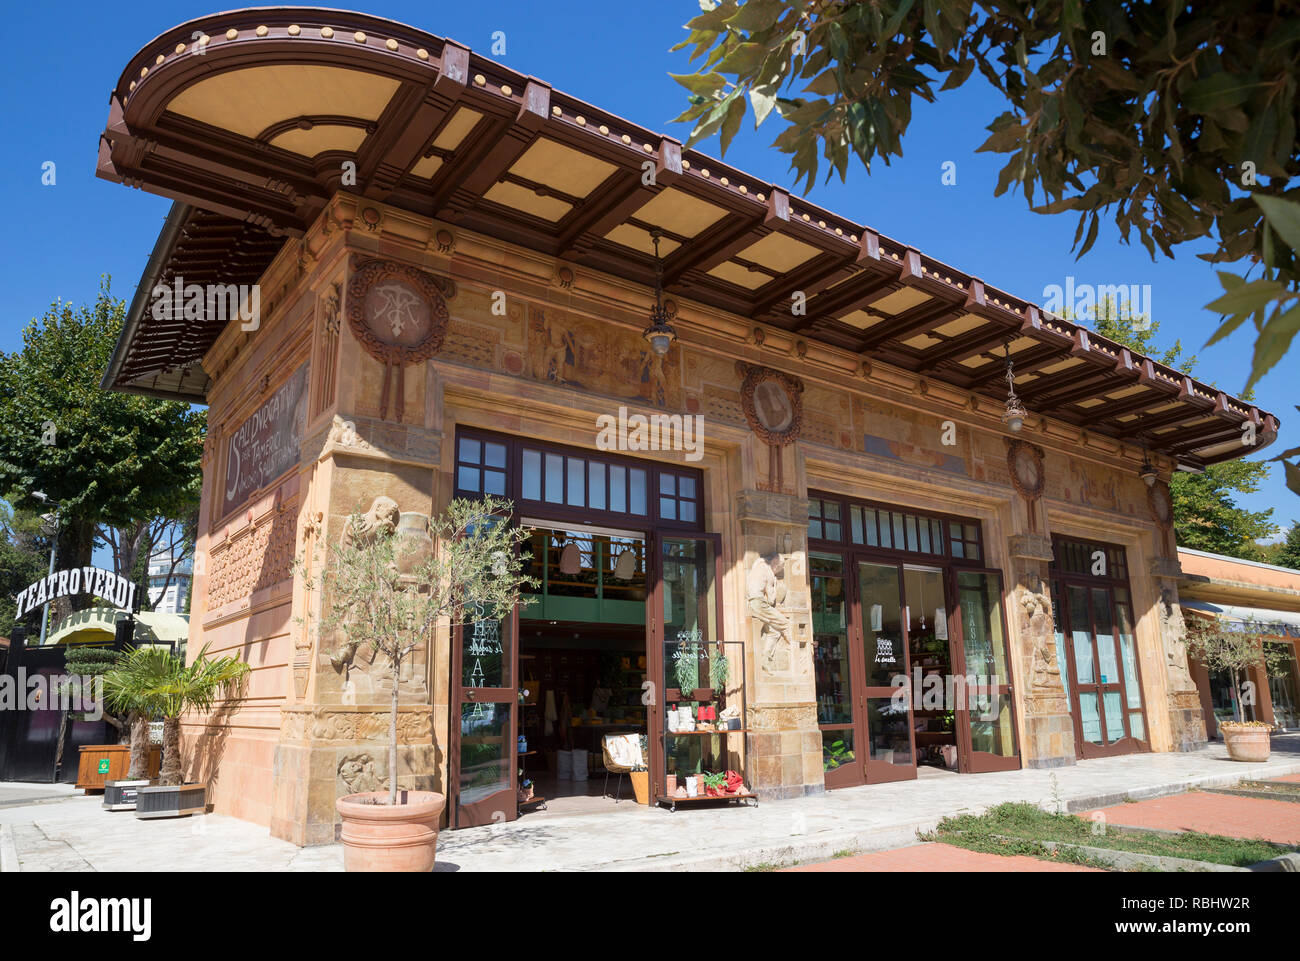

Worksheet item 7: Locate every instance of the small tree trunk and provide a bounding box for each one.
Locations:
[160,717,183,786]
[128,712,150,779]
[52,709,70,781]
[389,653,400,806]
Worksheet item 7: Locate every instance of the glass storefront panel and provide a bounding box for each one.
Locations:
[822,729,856,773]
[1078,692,1103,743]
[1068,586,1094,684]
[458,701,511,806]
[957,571,1007,681]
[811,553,851,725]
[859,562,905,688]
[1103,691,1124,743]
[1128,711,1145,741]
[1266,642,1299,730]
[865,697,913,766]
[969,693,1016,757]
[1115,598,1142,710]
[1092,588,1119,684]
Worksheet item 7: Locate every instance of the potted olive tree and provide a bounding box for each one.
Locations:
[103,643,249,816]
[303,495,534,872]
[1185,615,1291,761]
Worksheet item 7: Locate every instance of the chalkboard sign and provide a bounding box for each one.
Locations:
[221,363,308,516]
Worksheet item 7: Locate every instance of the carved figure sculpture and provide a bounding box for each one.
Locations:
[748,551,791,674]
[1020,580,1062,692]
[338,753,385,794]
[330,496,401,685]
[1160,588,1197,692]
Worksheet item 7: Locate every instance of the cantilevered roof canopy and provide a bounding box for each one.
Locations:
[98,7,1279,468]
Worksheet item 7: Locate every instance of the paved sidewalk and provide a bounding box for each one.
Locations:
[2,735,1297,872]
[784,842,1102,872]
[1085,792,1300,845]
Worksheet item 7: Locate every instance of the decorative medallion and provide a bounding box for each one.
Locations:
[346,259,451,422]
[1148,480,1174,529]
[736,362,804,491]
[1006,438,1045,501]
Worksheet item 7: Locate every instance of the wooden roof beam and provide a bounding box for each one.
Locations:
[751,251,857,319]
[431,78,551,222]
[662,189,787,287]
[554,138,683,260]
[357,46,467,198]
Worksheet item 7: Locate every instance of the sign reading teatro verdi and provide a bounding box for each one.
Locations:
[14,566,137,619]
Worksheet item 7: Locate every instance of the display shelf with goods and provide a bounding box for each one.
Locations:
[909,611,958,770]
[657,635,755,811]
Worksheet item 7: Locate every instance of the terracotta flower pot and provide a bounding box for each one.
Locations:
[336,790,445,872]
[1220,724,1272,762]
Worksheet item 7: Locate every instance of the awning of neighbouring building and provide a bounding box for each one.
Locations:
[44,605,190,648]
[1182,600,1300,639]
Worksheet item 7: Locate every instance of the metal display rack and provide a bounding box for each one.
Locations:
[656,637,756,811]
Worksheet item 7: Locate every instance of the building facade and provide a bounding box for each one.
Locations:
[146,551,192,615]
[97,9,1280,844]
[1180,547,1300,736]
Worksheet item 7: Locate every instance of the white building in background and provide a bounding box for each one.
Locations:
[146,550,192,614]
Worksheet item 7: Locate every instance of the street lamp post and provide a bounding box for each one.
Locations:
[32,491,60,647]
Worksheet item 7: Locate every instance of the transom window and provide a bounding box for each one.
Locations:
[808,492,983,563]
[454,429,703,530]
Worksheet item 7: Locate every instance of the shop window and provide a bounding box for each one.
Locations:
[456,429,703,530]
[456,436,507,497]
[811,493,981,564]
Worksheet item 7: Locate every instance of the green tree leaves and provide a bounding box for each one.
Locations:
[0,280,205,562]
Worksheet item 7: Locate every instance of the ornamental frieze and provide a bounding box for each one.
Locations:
[280,707,433,744]
[206,504,298,613]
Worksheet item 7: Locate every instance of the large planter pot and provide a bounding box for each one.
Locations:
[629,771,649,805]
[1221,724,1272,762]
[103,779,153,812]
[336,790,445,872]
[134,783,207,819]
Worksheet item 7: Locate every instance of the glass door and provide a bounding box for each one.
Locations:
[854,560,917,784]
[652,535,726,802]
[811,552,859,788]
[1060,582,1147,758]
[451,602,519,827]
[951,570,1020,772]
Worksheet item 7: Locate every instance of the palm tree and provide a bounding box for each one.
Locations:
[103,644,249,786]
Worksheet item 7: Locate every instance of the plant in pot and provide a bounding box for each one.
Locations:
[629,734,650,805]
[103,643,250,818]
[674,639,699,702]
[65,646,152,810]
[701,771,727,797]
[302,495,536,872]
[1185,615,1290,761]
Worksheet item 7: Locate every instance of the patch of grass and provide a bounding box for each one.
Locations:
[831,849,857,859]
[744,861,780,872]
[934,802,1295,868]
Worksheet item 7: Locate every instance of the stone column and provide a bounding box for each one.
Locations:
[1008,533,1076,767]
[735,489,823,799]
[1151,556,1207,751]
[269,414,442,845]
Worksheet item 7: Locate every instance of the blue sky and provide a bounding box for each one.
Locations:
[1,1,1294,532]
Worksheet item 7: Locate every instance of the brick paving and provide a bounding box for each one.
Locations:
[785,842,1100,872]
[1085,791,1300,845]
[1272,773,1300,784]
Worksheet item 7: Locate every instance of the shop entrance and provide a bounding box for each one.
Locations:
[448,428,709,827]
[515,523,649,814]
[1049,537,1149,759]
[809,495,1020,789]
